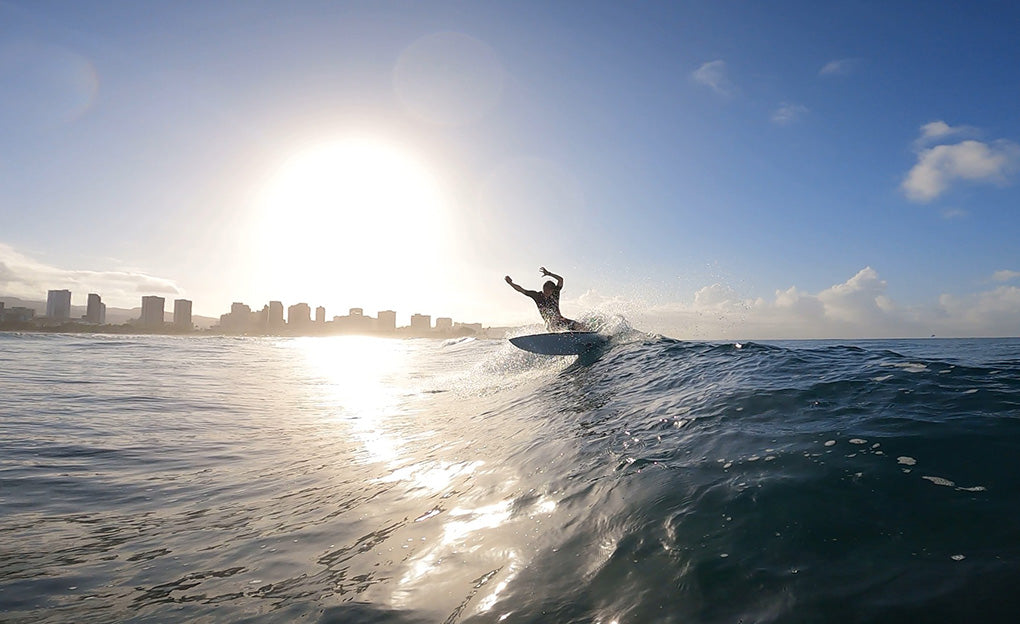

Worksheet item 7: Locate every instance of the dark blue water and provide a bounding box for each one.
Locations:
[1,332,1019,622]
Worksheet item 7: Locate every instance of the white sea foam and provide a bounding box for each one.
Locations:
[883,362,928,373]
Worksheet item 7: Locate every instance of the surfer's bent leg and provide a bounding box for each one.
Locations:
[547,317,567,332]
[564,318,587,332]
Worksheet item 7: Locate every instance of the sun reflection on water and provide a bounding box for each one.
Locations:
[290,336,412,465]
[285,336,558,618]
[379,460,484,493]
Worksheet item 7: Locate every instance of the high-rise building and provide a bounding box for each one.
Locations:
[220,302,253,333]
[46,290,72,319]
[377,310,396,332]
[288,303,311,326]
[140,296,165,327]
[254,305,269,329]
[85,293,105,324]
[435,317,453,331]
[410,313,431,332]
[268,301,285,328]
[2,306,34,322]
[315,306,326,323]
[332,307,373,333]
[173,299,193,330]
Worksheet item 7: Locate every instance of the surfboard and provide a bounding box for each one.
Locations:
[509,331,605,356]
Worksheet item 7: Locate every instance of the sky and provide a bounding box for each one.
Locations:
[2,0,1019,338]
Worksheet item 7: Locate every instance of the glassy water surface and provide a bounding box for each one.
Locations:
[2,332,1020,623]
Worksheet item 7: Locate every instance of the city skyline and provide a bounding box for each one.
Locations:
[2,3,1020,339]
[0,275,475,331]
[0,286,486,336]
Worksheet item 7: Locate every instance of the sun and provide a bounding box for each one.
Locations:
[254,137,453,313]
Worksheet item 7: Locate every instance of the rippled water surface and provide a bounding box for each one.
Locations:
[2,332,1020,623]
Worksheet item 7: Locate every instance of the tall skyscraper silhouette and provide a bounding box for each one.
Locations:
[141,296,165,327]
[46,290,71,319]
[288,303,311,326]
[173,299,192,329]
[268,301,285,328]
[85,293,106,324]
[410,313,431,332]
[377,310,396,332]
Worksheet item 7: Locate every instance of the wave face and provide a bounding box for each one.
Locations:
[2,333,1020,623]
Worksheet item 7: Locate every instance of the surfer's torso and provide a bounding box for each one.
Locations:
[527,288,561,325]
[526,287,582,331]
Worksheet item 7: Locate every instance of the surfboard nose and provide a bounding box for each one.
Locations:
[509,331,605,356]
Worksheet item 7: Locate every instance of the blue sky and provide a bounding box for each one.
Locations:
[2,1,1019,337]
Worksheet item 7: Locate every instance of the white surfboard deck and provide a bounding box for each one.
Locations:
[509,331,605,356]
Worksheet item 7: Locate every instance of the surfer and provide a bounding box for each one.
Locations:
[505,267,587,332]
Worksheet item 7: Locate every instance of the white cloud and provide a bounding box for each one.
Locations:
[771,102,809,125]
[773,285,824,318]
[940,208,968,220]
[691,60,737,97]
[992,269,1020,283]
[901,127,1020,202]
[816,266,890,323]
[567,267,1020,339]
[693,283,742,308]
[916,121,975,146]
[936,286,1020,336]
[819,58,859,76]
[0,243,182,307]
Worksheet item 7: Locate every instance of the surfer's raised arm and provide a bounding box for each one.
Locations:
[505,275,536,296]
[539,267,563,288]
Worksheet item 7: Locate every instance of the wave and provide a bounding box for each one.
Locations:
[440,335,1020,622]
[3,333,1019,623]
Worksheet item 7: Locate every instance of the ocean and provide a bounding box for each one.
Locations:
[1,328,1019,623]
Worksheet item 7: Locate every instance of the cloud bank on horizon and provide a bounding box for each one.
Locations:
[0,244,181,306]
[573,267,1020,340]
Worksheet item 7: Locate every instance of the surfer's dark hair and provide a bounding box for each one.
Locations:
[544,281,556,291]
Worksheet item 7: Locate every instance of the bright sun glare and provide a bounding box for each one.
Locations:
[255,138,452,312]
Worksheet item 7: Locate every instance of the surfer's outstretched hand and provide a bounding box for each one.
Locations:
[540,266,549,276]
[505,275,513,284]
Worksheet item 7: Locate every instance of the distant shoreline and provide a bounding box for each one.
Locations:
[0,322,508,340]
